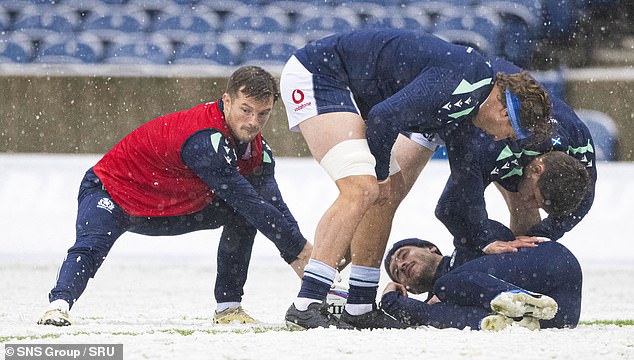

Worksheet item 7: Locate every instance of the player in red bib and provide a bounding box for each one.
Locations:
[38,66,312,326]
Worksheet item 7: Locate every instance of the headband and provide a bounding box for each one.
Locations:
[505,88,532,140]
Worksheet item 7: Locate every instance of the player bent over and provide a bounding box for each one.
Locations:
[38,66,312,326]
[382,221,582,330]
[279,29,552,329]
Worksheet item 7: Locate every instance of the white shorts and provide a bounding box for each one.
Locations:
[280,55,360,132]
[406,132,446,151]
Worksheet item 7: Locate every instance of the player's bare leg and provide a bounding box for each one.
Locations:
[350,135,435,268]
[286,112,376,329]
[494,183,542,236]
[340,136,434,329]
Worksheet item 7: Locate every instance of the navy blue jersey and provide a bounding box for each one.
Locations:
[294,29,495,180]
[435,57,596,250]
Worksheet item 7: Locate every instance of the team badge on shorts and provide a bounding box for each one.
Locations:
[96,198,115,213]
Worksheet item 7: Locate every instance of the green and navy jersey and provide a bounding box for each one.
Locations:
[294,29,495,180]
[436,57,596,249]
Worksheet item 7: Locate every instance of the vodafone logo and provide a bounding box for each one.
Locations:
[292,89,305,104]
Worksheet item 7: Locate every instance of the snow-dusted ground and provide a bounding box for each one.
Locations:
[1,154,633,359]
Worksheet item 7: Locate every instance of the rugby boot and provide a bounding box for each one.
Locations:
[285,302,354,330]
[213,306,260,324]
[38,308,71,326]
[480,314,541,331]
[490,289,558,320]
[340,304,408,330]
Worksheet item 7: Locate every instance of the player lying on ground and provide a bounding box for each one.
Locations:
[38,66,312,326]
[279,29,552,330]
[381,220,582,330]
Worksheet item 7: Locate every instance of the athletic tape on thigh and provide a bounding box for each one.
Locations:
[319,139,376,181]
[389,152,401,176]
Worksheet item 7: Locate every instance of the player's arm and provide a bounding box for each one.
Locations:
[243,138,300,230]
[434,125,493,252]
[365,71,457,181]
[181,129,307,263]
[380,286,429,326]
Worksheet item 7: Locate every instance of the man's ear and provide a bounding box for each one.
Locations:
[528,158,546,175]
[222,92,231,105]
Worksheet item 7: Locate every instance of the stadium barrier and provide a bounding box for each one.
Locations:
[0,67,632,160]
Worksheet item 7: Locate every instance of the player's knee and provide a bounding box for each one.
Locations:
[320,139,376,182]
[338,175,380,206]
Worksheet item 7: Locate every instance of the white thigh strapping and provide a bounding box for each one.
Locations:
[319,139,376,181]
[389,152,401,176]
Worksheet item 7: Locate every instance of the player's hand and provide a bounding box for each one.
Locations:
[382,282,408,297]
[483,236,546,255]
[375,177,391,206]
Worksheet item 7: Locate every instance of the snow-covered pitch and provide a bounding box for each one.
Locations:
[1,154,633,359]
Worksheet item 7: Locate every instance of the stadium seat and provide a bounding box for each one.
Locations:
[575,109,619,161]
[405,1,462,22]
[103,36,173,64]
[81,6,150,42]
[294,11,358,42]
[478,1,541,67]
[151,13,221,42]
[241,41,297,67]
[34,33,104,64]
[173,42,238,66]
[12,5,81,37]
[434,30,494,56]
[542,0,580,40]
[0,32,34,63]
[0,6,10,32]
[223,14,289,44]
[434,9,503,55]
[362,13,432,32]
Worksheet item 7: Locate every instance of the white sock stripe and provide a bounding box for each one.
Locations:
[349,277,380,287]
[303,259,336,285]
[304,270,335,285]
[349,264,380,285]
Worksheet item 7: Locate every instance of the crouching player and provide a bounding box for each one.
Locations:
[381,221,582,330]
[38,66,312,326]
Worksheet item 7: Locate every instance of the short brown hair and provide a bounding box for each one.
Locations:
[226,66,280,103]
[538,151,590,216]
[497,71,553,140]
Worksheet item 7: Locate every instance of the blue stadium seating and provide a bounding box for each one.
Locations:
[173,42,238,66]
[294,11,358,41]
[542,0,581,39]
[223,14,289,45]
[434,9,503,56]
[81,6,149,42]
[362,14,432,32]
[0,6,10,32]
[12,5,80,37]
[0,0,594,67]
[34,33,104,64]
[479,1,540,67]
[0,33,34,63]
[103,36,173,64]
[241,41,297,67]
[151,13,221,42]
[575,109,619,162]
